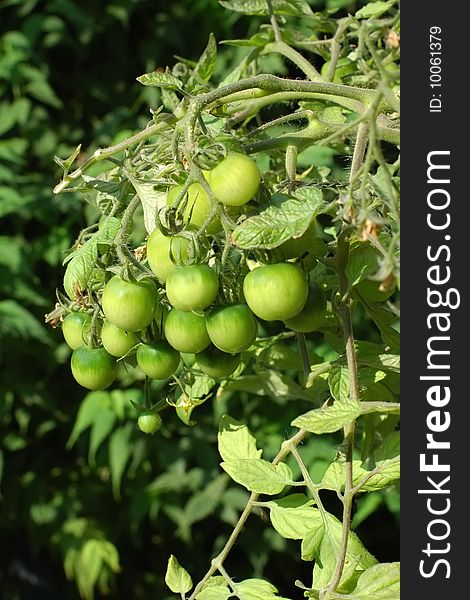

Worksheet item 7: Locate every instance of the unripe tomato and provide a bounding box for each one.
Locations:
[243,263,308,321]
[164,309,211,353]
[138,411,162,434]
[167,183,221,234]
[278,221,316,259]
[166,264,218,311]
[71,346,116,390]
[206,304,257,353]
[101,276,158,332]
[62,312,92,349]
[284,283,327,332]
[196,346,241,379]
[146,228,190,282]
[207,152,261,206]
[101,320,139,357]
[136,342,180,379]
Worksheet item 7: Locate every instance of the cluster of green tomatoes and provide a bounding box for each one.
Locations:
[60,153,327,434]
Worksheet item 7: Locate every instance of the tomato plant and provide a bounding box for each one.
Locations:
[243,263,309,321]
[70,346,116,390]
[102,276,158,332]
[48,2,401,598]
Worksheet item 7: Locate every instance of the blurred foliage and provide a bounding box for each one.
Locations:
[0,0,398,598]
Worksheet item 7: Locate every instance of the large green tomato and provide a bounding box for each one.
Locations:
[62,311,92,349]
[284,283,327,332]
[136,342,180,379]
[196,346,241,379]
[164,310,211,353]
[207,152,261,206]
[243,263,308,321]
[101,320,139,357]
[71,346,116,390]
[278,221,316,259]
[101,276,158,332]
[165,264,218,311]
[146,228,191,282]
[167,183,221,234]
[206,304,257,353]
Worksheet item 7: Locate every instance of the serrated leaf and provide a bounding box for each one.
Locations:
[220,0,312,17]
[0,300,51,344]
[346,242,380,287]
[221,459,292,495]
[109,424,133,500]
[348,562,400,599]
[269,502,321,540]
[196,586,230,600]
[165,555,193,594]
[321,457,400,493]
[292,401,361,434]
[191,33,217,84]
[232,189,324,250]
[88,404,117,466]
[126,175,166,234]
[218,415,262,462]
[182,475,227,528]
[136,70,183,90]
[63,217,120,299]
[355,0,395,19]
[328,365,351,404]
[67,392,109,449]
[301,523,325,561]
[234,578,292,600]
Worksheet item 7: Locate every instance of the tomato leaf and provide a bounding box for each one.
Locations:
[231,188,324,249]
[218,415,262,462]
[347,562,400,599]
[136,70,183,90]
[220,0,312,17]
[291,401,362,434]
[221,459,292,494]
[190,33,217,85]
[355,0,396,19]
[165,555,193,594]
[234,578,292,599]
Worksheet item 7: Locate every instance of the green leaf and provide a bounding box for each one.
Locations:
[63,217,120,299]
[191,33,217,84]
[88,404,117,466]
[182,475,227,528]
[232,189,324,249]
[125,173,167,235]
[67,391,110,449]
[301,522,325,560]
[221,459,292,495]
[321,457,399,493]
[292,402,361,434]
[328,365,351,404]
[355,1,395,19]
[218,415,262,462]
[165,555,193,594]
[346,242,380,286]
[0,300,51,344]
[268,501,321,539]
[220,0,312,17]
[109,424,133,501]
[234,578,292,600]
[224,371,317,402]
[313,512,377,589]
[348,562,400,599]
[196,576,230,599]
[54,144,82,173]
[136,70,183,90]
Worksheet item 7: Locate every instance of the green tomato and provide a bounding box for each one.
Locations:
[167,183,221,234]
[136,342,180,379]
[321,57,355,82]
[284,283,327,332]
[71,346,116,390]
[243,263,308,321]
[277,221,317,259]
[102,276,158,332]
[62,312,92,349]
[146,228,191,282]
[196,346,241,379]
[165,264,218,312]
[206,304,257,353]
[101,319,139,357]
[164,309,211,353]
[138,411,162,434]
[207,152,261,206]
